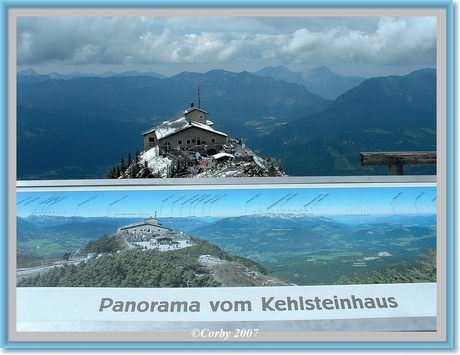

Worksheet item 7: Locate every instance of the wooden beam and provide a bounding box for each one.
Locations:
[388,164,404,175]
[360,151,436,175]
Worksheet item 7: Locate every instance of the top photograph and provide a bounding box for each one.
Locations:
[14,9,440,180]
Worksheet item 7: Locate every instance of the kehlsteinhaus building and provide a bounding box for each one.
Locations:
[117,217,173,237]
[142,103,228,156]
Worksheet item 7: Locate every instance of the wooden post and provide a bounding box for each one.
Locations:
[388,164,404,175]
[360,151,436,175]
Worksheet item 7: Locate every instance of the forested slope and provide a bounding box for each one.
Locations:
[17,238,283,288]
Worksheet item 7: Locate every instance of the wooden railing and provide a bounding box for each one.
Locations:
[360,151,436,175]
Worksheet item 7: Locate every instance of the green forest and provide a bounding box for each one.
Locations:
[17,237,270,288]
[337,248,436,284]
[81,234,127,255]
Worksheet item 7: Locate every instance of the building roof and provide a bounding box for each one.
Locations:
[183,106,208,115]
[142,116,227,140]
[118,217,170,231]
[212,152,234,160]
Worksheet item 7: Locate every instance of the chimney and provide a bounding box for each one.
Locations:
[190,102,194,108]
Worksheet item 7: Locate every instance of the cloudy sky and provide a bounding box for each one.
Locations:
[15,12,438,78]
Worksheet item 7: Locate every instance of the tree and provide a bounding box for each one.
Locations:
[127,152,132,167]
[120,157,126,174]
[169,157,189,178]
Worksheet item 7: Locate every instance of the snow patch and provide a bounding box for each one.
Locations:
[253,154,267,169]
[140,147,172,178]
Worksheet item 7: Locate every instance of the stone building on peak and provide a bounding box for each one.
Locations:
[142,103,228,156]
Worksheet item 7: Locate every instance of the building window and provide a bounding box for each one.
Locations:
[192,139,196,144]
[178,140,183,145]
[164,142,171,151]
[211,138,216,143]
[149,137,155,142]
[187,139,191,144]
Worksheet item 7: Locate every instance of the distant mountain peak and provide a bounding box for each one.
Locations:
[259,65,293,73]
[310,66,331,74]
[18,69,39,76]
[255,65,365,100]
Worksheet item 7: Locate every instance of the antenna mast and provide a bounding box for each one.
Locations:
[196,86,201,108]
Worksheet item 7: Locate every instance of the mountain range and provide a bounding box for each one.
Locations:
[187,212,436,284]
[248,68,436,176]
[17,68,325,125]
[254,65,365,100]
[16,67,436,179]
[17,68,167,81]
[18,65,363,100]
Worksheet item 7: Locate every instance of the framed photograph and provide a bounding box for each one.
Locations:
[4,0,454,350]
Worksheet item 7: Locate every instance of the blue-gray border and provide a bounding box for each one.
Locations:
[1,0,454,350]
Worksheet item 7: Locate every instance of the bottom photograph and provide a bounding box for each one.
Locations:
[12,177,440,342]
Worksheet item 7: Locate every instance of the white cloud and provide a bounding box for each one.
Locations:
[16,15,437,76]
